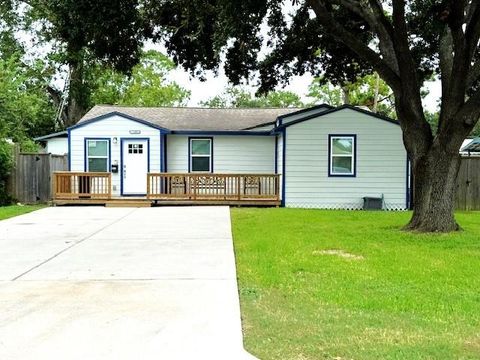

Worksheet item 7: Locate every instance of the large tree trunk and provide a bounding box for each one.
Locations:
[395,92,466,233]
[405,144,462,232]
[64,61,88,127]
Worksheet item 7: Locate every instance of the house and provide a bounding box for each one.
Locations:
[49,104,410,209]
[34,131,68,155]
[460,137,480,156]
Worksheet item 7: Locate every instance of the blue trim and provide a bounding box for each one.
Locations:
[274,135,278,174]
[173,130,272,136]
[69,111,171,132]
[409,159,414,210]
[120,137,150,196]
[276,104,334,122]
[281,128,286,207]
[328,134,357,178]
[164,134,168,172]
[84,138,111,172]
[460,137,480,152]
[276,105,400,130]
[188,137,213,173]
[34,130,68,141]
[405,156,410,209]
[406,157,414,210]
[67,129,71,171]
[160,133,165,172]
[242,121,277,130]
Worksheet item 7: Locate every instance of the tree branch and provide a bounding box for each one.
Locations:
[390,0,425,121]
[306,0,401,91]
[46,85,61,107]
[439,26,454,106]
[366,0,399,74]
[458,88,480,127]
[465,0,479,24]
[465,1,480,59]
[327,0,399,73]
[467,59,480,88]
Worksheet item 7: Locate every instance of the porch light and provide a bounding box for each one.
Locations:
[113,137,118,145]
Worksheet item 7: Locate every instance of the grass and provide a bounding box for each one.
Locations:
[0,204,46,221]
[231,209,480,360]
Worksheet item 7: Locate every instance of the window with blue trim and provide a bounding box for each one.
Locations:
[87,140,109,172]
[190,138,212,172]
[329,136,355,176]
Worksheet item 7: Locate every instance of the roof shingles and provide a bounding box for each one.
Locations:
[80,105,302,131]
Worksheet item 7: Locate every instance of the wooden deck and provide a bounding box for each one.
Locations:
[53,172,281,207]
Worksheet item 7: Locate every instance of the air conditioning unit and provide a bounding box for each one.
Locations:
[363,195,384,210]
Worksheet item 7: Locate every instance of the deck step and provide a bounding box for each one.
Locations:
[105,201,152,208]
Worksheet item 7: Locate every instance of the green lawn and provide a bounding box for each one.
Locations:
[231,209,480,360]
[0,204,45,221]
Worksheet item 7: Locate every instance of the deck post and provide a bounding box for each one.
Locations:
[147,173,151,199]
[237,175,241,201]
[275,175,280,201]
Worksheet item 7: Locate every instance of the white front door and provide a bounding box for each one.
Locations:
[122,139,149,195]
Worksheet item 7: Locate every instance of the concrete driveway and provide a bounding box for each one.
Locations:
[0,206,255,360]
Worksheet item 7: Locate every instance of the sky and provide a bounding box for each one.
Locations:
[146,41,441,111]
[143,1,442,112]
[168,60,441,111]
[17,3,442,112]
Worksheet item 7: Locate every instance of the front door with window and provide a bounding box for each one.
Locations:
[122,139,149,195]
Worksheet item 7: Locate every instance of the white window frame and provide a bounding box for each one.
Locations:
[329,135,356,177]
[86,139,110,172]
[189,138,212,173]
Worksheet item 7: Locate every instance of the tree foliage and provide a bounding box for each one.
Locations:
[0,27,54,205]
[25,0,146,124]
[27,0,144,73]
[0,139,13,205]
[201,87,303,108]
[143,0,372,91]
[0,51,55,141]
[91,50,190,107]
[308,74,395,116]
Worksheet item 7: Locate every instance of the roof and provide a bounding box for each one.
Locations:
[461,137,480,152]
[34,130,68,141]
[276,104,400,129]
[36,104,399,140]
[276,103,334,121]
[79,105,302,131]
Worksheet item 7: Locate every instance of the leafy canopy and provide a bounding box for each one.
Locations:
[27,0,145,73]
[308,74,395,116]
[0,52,55,141]
[91,50,190,107]
[143,0,373,92]
[201,87,303,108]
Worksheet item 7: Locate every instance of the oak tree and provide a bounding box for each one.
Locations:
[25,0,145,125]
[145,0,480,232]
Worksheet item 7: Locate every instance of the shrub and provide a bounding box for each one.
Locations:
[0,139,13,205]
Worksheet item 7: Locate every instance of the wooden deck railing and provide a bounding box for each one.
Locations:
[147,173,280,201]
[53,172,112,200]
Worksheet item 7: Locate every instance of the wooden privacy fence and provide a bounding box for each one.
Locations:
[8,151,67,203]
[147,173,280,201]
[456,157,480,211]
[53,172,112,200]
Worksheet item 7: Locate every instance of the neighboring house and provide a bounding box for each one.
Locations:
[34,131,68,155]
[460,137,480,156]
[43,104,410,210]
